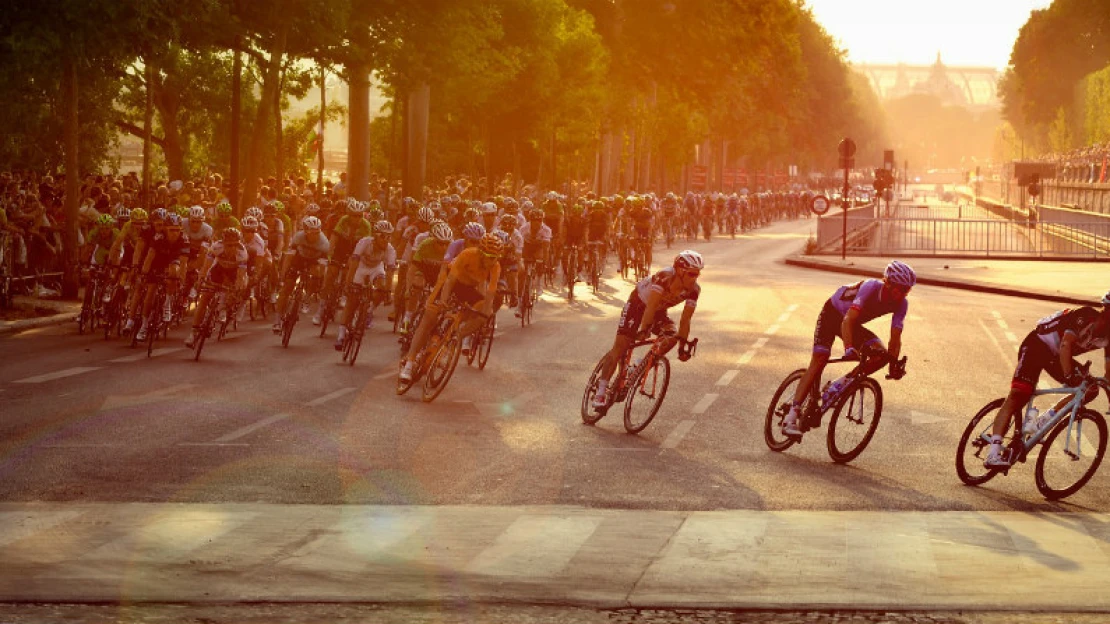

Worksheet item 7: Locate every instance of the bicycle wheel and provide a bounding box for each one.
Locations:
[477,315,495,370]
[146,314,159,357]
[955,397,1006,486]
[581,355,610,425]
[347,304,366,366]
[423,334,463,403]
[193,309,212,362]
[764,369,806,452]
[624,356,671,434]
[78,284,94,334]
[318,292,335,337]
[281,288,300,348]
[1035,408,1108,500]
[826,378,883,463]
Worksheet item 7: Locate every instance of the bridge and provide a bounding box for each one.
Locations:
[856,54,1001,110]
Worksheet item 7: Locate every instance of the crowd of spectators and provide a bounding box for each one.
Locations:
[1032,142,1110,183]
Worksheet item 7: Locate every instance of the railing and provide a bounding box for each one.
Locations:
[813,199,1110,258]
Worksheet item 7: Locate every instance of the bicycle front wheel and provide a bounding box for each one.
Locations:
[477,315,495,370]
[764,369,806,452]
[624,356,670,434]
[826,378,883,464]
[423,334,462,403]
[1035,408,1108,500]
[955,398,1005,486]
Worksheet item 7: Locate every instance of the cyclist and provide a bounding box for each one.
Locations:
[400,233,504,383]
[272,216,330,333]
[592,250,703,409]
[185,227,248,349]
[399,220,454,333]
[983,294,1110,468]
[126,213,190,341]
[628,196,654,270]
[317,199,372,325]
[563,200,588,284]
[781,260,915,437]
[446,221,486,262]
[211,201,241,237]
[333,220,397,350]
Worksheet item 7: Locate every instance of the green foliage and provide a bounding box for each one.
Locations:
[1077,64,1110,145]
[1048,106,1074,152]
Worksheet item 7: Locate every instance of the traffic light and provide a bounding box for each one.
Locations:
[873,168,894,193]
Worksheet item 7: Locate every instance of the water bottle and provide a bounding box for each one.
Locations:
[821,376,847,406]
[1023,404,1040,439]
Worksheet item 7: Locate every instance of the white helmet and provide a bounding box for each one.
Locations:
[883,260,916,289]
[430,220,453,242]
[674,250,704,271]
[246,206,264,220]
[242,216,259,230]
[188,205,206,220]
[305,203,320,214]
[301,216,322,231]
[482,202,498,215]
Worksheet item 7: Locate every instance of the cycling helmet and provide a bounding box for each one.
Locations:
[188,205,206,220]
[346,199,364,213]
[883,260,916,289]
[463,207,480,222]
[305,203,320,215]
[165,213,183,227]
[216,201,232,215]
[428,200,441,212]
[522,200,535,211]
[478,232,504,257]
[373,220,394,235]
[529,209,544,220]
[173,204,190,217]
[674,250,704,271]
[96,213,115,227]
[368,199,381,211]
[482,202,497,215]
[272,200,285,213]
[245,206,264,220]
[368,208,385,223]
[302,215,322,231]
[151,208,168,222]
[417,206,435,223]
[1100,291,1110,306]
[462,222,486,241]
[500,214,518,230]
[242,216,259,230]
[504,197,518,210]
[130,208,148,222]
[222,227,242,242]
[114,206,131,221]
[493,230,511,250]
[430,220,453,242]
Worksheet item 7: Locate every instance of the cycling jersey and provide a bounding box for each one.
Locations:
[288,230,330,260]
[412,236,447,264]
[633,267,700,311]
[183,221,213,258]
[448,246,501,289]
[146,232,190,272]
[88,224,119,265]
[519,222,552,243]
[1036,307,1110,357]
[564,213,587,244]
[829,279,908,329]
[351,236,397,280]
[332,215,372,244]
[444,239,467,262]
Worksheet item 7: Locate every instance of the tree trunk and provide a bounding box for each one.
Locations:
[403,83,430,200]
[274,66,284,187]
[61,51,80,299]
[240,22,288,211]
[230,45,242,211]
[142,61,153,203]
[347,63,371,202]
[317,66,325,191]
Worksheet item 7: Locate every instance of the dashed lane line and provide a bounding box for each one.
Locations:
[978,318,1015,369]
[764,324,780,336]
[661,420,696,449]
[372,369,396,380]
[13,367,102,384]
[736,350,756,366]
[716,370,739,386]
[213,413,291,443]
[1004,331,1018,343]
[305,387,357,407]
[753,337,770,349]
[109,348,184,363]
[691,393,719,415]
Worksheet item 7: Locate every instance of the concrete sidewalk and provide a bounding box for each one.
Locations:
[0,296,79,335]
[4,502,1110,610]
[786,255,1103,306]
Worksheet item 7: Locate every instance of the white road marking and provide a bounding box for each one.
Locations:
[661,420,696,449]
[764,324,780,336]
[691,393,719,415]
[79,510,258,562]
[305,387,357,406]
[465,515,602,577]
[995,319,1009,330]
[776,312,790,323]
[716,370,739,386]
[753,337,770,349]
[788,304,799,312]
[13,367,101,384]
[214,413,291,443]
[177,442,250,447]
[737,350,756,366]
[373,369,396,380]
[101,383,196,410]
[991,310,1002,319]
[978,318,1015,369]
[109,348,184,363]
[220,331,250,340]
[1005,331,1018,343]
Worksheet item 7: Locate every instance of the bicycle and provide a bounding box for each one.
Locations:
[586,241,604,295]
[664,217,676,249]
[764,351,907,463]
[519,259,541,327]
[317,259,345,337]
[581,332,699,434]
[564,243,581,302]
[130,275,174,358]
[278,272,310,348]
[340,278,389,367]
[77,263,110,335]
[396,297,486,403]
[465,310,496,370]
[955,362,1110,500]
[191,284,230,361]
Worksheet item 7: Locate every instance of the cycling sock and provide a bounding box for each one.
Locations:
[596,379,608,395]
[990,435,1003,444]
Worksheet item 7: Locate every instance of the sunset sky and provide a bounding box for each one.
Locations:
[805,0,1052,69]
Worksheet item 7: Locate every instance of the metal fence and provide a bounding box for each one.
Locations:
[814,201,1110,258]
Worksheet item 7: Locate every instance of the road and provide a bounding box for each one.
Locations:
[3,216,1100,512]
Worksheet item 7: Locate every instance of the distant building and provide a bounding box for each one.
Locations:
[856,54,1000,110]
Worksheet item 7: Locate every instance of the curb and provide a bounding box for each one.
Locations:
[0,311,78,336]
[784,256,1097,307]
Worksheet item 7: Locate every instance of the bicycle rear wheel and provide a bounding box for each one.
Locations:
[477,315,495,370]
[764,369,807,452]
[581,355,609,425]
[1035,408,1108,500]
[826,378,883,464]
[955,398,1006,486]
[624,356,670,434]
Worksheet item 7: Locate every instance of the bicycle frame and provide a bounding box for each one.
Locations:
[1005,376,1110,460]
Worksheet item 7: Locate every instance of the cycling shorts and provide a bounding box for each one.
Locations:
[616,292,675,339]
[205,264,237,286]
[412,260,441,285]
[353,264,388,287]
[522,240,544,262]
[812,299,881,355]
[633,225,651,240]
[1012,331,1072,395]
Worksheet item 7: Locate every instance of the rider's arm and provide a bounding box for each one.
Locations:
[437,271,458,307]
[677,303,694,342]
[888,327,903,363]
[841,307,860,351]
[1060,331,1078,380]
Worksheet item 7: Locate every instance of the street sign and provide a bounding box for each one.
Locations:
[838,138,856,159]
[690,165,708,191]
[811,195,830,216]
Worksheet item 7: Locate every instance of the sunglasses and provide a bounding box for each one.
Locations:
[684,270,700,278]
[479,249,499,259]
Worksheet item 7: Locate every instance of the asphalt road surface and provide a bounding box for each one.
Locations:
[2,217,1105,512]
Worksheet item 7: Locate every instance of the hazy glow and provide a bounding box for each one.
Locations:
[806,0,1052,69]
